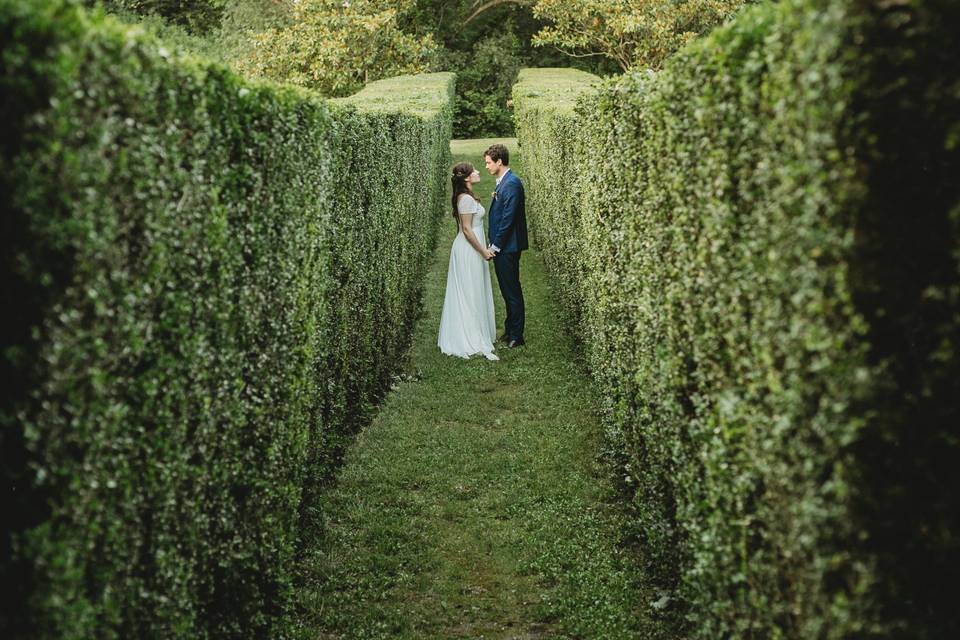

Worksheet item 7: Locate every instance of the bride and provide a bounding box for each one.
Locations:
[438,162,499,361]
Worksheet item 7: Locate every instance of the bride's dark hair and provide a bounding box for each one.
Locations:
[451,162,480,228]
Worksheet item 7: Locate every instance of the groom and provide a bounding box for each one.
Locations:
[484,143,528,348]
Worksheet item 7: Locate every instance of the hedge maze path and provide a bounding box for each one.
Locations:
[295,139,659,640]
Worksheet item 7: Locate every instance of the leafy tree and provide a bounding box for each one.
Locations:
[237,0,437,97]
[530,0,749,70]
[402,1,613,136]
[446,29,523,137]
[402,1,561,67]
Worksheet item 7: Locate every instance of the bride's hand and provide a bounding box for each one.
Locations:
[482,248,495,260]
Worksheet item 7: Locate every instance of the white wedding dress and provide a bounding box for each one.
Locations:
[438,194,499,361]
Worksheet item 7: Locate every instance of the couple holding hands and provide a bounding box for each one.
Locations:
[437,143,527,362]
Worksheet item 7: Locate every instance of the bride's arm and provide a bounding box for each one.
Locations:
[457,195,493,258]
[459,214,489,256]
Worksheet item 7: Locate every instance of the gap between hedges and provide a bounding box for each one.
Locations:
[292,138,667,640]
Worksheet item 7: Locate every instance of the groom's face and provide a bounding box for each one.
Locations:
[484,155,502,176]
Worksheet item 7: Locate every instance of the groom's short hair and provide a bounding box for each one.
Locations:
[484,143,509,166]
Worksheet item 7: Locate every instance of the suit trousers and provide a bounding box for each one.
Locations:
[493,251,524,341]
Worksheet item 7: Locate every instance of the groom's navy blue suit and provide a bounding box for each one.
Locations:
[488,169,528,342]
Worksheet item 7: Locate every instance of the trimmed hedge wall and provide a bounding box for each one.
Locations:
[514,0,959,637]
[0,1,452,637]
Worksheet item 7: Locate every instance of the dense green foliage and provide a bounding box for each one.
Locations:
[237,0,437,98]
[86,0,227,33]
[93,0,292,63]
[531,0,749,70]
[514,0,959,636]
[86,0,616,138]
[401,0,744,136]
[401,0,617,137]
[0,1,452,636]
[443,30,523,137]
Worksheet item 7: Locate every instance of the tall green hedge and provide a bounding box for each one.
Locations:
[514,0,959,637]
[0,1,453,637]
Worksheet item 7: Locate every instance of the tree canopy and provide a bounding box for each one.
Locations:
[531,0,749,71]
[90,0,751,133]
[236,0,437,96]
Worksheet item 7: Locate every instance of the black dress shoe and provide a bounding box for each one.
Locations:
[496,334,509,344]
[506,338,525,349]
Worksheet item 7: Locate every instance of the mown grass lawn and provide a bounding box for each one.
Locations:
[294,139,669,639]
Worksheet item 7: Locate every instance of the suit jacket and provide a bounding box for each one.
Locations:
[488,170,528,253]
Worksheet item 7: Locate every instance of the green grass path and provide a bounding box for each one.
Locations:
[296,140,661,639]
